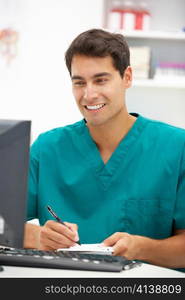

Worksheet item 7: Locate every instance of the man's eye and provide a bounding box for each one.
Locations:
[73,81,85,86]
[96,78,108,84]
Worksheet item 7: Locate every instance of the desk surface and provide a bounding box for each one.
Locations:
[1,263,185,278]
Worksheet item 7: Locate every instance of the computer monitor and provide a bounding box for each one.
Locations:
[0,119,31,249]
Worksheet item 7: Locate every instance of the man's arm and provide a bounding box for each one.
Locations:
[24,223,42,249]
[103,229,185,268]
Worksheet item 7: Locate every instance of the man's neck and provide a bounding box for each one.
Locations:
[87,112,137,154]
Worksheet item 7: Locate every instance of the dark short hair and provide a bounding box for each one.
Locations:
[65,28,130,77]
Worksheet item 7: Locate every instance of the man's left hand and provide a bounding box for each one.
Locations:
[103,232,142,260]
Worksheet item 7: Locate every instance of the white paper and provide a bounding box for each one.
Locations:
[57,243,113,254]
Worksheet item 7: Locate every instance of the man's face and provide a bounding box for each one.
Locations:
[71,55,132,127]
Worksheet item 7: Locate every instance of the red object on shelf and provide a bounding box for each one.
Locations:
[135,11,143,30]
[122,8,136,30]
[108,1,151,31]
[134,4,151,30]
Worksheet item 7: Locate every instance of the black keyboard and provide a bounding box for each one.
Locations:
[0,247,141,272]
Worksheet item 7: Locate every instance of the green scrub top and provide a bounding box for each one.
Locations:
[27,113,185,245]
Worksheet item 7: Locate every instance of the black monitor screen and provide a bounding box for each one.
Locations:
[0,119,31,248]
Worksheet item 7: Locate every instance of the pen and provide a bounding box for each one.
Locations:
[46,205,81,245]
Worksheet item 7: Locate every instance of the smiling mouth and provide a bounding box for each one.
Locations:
[85,104,106,111]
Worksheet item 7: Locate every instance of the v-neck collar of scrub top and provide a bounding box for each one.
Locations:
[76,113,148,190]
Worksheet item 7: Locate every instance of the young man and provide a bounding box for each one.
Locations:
[25,29,185,270]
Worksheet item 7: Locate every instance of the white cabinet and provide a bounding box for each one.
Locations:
[103,0,185,128]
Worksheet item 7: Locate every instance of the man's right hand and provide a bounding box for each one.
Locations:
[39,220,79,250]
[24,221,79,250]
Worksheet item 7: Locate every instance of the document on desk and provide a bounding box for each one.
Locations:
[57,243,113,255]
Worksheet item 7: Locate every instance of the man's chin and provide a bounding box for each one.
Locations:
[86,118,107,127]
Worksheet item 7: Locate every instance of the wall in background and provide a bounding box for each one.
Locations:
[0,0,103,142]
[127,87,185,127]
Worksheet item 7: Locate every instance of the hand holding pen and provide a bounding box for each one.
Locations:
[47,205,81,245]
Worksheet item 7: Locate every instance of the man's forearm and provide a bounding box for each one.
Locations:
[137,233,185,268]
[24,223,42,249]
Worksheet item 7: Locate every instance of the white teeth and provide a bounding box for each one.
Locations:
[86,104,105,110]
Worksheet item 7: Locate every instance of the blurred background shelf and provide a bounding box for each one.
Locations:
[120,30,185,41]
[103,0,185,127]
[104,0,185,80]
[133,79,185,89]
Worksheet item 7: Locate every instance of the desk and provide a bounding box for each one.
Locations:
[1,263,185,278]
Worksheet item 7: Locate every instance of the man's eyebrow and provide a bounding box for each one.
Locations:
[71,75,84,80]
[93,72,111,78]
[71,72,111,80]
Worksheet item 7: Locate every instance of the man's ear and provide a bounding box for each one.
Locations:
[123,66,132,88]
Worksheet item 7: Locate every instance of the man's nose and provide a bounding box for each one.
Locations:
[83,84,98,101]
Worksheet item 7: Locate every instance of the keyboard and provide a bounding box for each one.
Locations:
[0,247,141,272]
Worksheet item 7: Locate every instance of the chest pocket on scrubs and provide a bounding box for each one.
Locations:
[125,198,173,239]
